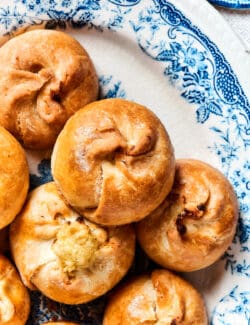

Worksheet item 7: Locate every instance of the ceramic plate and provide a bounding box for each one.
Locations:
[1,0,250,324]
[208,0,250,9]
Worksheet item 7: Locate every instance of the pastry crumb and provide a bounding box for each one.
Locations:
[52,222,103,275]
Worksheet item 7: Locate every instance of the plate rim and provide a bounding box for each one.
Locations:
[208,0,250,9]
[1,0,249,324]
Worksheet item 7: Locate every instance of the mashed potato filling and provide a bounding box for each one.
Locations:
[52,222,105,275]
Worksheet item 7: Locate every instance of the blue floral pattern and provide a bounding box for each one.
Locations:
[27,291,106,325]
[0,0,137,34]
[108,0,141,6]
[99,75,127,99]
[211,286,250,325]
[0,0,249,324]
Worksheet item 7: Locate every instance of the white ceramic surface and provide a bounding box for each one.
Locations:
[0,0,249,324]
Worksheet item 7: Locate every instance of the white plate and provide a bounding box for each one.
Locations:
[208,0,250,9]
[1,0,250,324]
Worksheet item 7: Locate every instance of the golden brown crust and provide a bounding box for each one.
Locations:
[103,269,208,325]
[51,98,175,225]
[0,254,30,325]
[10,182,135,305]
[0,29,98,149]
[136,159,239,272]
[0,126,29,229]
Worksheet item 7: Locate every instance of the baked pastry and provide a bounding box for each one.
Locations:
[0,254,30,324]
[10,182,135,304]
[51,98,175,225]
[0,126,29,229]
[0,29,98,149]
[103,269,208,324]
[136,159,238,272]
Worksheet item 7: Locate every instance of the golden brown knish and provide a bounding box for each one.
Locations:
[10,182,135,305]
[0,254,30,325]
[136,159,239,272]
[0,126,29,229]
[51,98,175,226]
[0,29,98,149]
[103,269,208,325]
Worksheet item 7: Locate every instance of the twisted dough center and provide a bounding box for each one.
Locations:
[5,54,88,128]
[74,114,157,210]
[79,116,156,169]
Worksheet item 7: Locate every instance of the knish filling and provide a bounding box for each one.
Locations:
[168,169,210,237]
[52,221,107,275]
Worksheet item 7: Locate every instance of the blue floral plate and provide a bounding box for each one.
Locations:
[1,0,250,324]
[208,0,250,9]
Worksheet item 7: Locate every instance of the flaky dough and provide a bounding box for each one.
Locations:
[0,29,98,149]
[0,126,29,229]
[103,269,208,325]
[51,98,175,225]
[10,182,135,304]
[136,159,238,272]
[0,254,30,325]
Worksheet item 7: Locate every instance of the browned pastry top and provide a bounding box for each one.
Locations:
[103,269,208,325]
[51,98,175,226]
[0,126,29,229]
[10,182,135,305]
[0,254,30,325]
[0,29,98,149]
[136,159,238,272]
